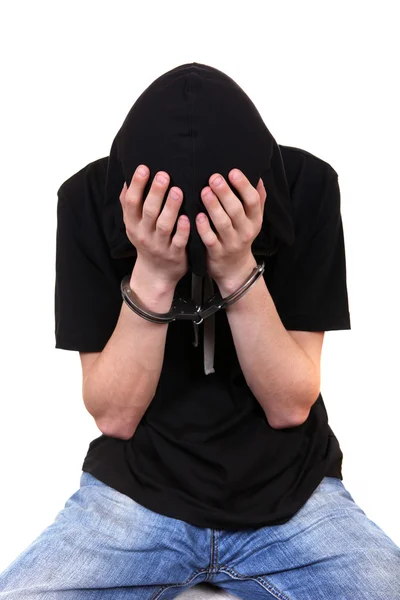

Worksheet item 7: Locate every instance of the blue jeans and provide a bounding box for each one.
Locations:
[0,471,399,599]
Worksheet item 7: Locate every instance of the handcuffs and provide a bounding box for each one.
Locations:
[120,260,265,329]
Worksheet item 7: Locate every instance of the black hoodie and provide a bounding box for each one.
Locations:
[103,62,295,274]
[103,62,296,375]
[55,62,351,529]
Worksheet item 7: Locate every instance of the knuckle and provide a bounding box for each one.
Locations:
[250,191,260,204]
[172,239,184,250]
[230,206,242,219]
[219,218,231,231]
[243,235,253,246]
[156,220,171,235]
[136,233,146,246]
[206,236,218,248]
[230,242,241,253]
[142,205,157,219]
[243,228,254,243]
[125,190,138,205]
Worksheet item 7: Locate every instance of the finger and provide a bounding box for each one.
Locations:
[196,213,221,250]
[155,187,184,241]
[141,171,170,230]
[171,215,190,251]
[200,187,236,243]
[257,177,267,210]
[121,165,150,227]
[208,174,247,232]
[227,169,261,223]
[119,181,128,202]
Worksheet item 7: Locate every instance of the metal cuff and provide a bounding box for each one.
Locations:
[120,260,265,325]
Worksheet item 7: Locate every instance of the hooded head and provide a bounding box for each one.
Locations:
[103,62,296,374]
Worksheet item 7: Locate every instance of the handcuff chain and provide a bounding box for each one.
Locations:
[120,260,265,325]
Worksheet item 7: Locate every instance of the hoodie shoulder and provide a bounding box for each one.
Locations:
[56,157,109,207]
[279,145,338,182]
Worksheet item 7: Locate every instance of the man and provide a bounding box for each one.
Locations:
[1,62,399,599]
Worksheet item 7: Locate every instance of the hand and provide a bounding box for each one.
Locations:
[120,165,190,290]
[196,168,267,288]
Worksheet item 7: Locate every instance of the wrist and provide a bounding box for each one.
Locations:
[215,256,258,297]
[129,264,176,314]
[131,259,177,296]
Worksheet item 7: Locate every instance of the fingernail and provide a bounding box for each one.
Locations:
[231,170,241,181]
[138,166,148,177]
[156,173,168,184]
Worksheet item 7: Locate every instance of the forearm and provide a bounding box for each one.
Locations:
[83,262,175,440]
[217,261,320,429]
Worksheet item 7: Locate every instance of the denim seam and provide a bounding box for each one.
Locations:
[204,529,220,581]
[148,568,212,600]
[217,565,292,600]
[209,529,216,577]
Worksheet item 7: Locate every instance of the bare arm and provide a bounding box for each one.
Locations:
[82,260,175,440]
[217,259,322,429]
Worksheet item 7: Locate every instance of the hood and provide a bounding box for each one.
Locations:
[103,62,296,375]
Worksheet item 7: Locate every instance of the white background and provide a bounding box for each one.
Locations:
[0,0,399,573]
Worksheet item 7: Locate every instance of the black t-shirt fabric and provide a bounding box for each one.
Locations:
[54,144,351,531]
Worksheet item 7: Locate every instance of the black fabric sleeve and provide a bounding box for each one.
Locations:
[54,186,124,352]
[276,174,351,332]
